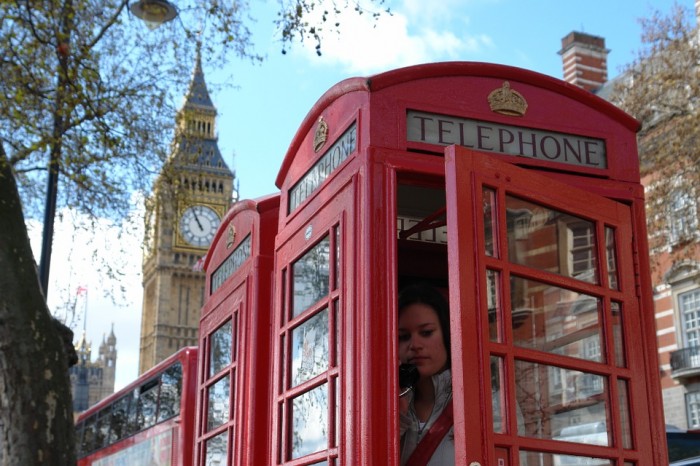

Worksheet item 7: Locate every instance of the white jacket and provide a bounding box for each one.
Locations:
[399,369,454,466]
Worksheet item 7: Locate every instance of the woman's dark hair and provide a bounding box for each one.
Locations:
[398,282,451,365]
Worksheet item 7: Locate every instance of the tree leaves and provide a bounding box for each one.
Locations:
[611,2,700,262]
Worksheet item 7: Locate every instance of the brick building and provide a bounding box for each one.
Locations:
[560,0,700,430]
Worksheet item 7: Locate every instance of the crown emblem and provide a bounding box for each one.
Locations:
[487,81,527,116]
[226,224,236,249]
[313,117,328,152]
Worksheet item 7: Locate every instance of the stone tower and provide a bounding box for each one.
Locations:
[69,328,117,414]
[139,53,235,373]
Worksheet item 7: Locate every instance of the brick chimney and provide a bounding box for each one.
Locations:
[558,32,609,91]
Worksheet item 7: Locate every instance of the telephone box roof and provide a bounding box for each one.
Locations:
[276,61,640,188]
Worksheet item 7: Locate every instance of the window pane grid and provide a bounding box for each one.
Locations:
[681,290,700,347]
[277,226,342,464]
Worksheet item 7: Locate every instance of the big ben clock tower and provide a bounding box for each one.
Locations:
[139,53,235,373]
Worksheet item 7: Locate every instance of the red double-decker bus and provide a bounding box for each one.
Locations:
[75,347,198,466]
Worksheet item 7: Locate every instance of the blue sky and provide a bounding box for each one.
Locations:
[32,0,686,391]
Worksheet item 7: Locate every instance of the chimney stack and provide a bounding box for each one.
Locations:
[558,32,609,92]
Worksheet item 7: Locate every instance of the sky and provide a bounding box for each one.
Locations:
[28,0,688,392]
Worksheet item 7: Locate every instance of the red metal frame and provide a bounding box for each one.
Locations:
[193,61,665,465]
[75,347,197,466]
[195,195,279,466]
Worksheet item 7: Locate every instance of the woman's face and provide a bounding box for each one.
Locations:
[398,303,448,379]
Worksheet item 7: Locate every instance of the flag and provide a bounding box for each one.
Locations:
[192,257,205,272]
[76,286,88,296]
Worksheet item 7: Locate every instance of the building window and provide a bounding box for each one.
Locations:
[669,190,698,244]
[681,289,700,348]
[570,222,596,278]
[687,391,700,429]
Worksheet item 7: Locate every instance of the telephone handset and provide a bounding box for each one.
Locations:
[399,363,419,397]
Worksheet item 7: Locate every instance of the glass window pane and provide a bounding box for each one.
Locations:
[291,384,329,459]
[618,378,633,449]
[491,356,505,433]
[511,276,603,362]
[612,302,626,368]
[292,309,329,387]
[519,450,612,466]
[126,390,139,435]
[515,360,608,445]
[605,227,619,290]
[483,187,496,257]
[334,226,340,291]
[158,362,183,422]
[506,195,598,284]
[95,410,109,450]
[138,379,159,430]
[293,237,330,317]
[110,396,129,442]
[687,391,700,429]
[210,320,233,377]
[205,431,229,466]
[487,269,502,342]
[208,375,231,431]
[681,290,700,348]
[81,415,96,453]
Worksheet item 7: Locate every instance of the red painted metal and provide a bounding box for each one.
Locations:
[196,194,279,466]
[192,61,664,465]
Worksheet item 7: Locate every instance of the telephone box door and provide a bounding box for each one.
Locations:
[445,147,657,465]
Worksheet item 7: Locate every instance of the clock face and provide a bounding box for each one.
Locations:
[179,205,220,248]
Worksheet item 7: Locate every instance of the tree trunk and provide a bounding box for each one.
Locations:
[0,146,76,465]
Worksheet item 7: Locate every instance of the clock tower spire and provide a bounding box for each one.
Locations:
[139,51,235,373]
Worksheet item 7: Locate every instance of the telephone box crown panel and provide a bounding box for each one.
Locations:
[203,194,280,302]
[275,62,641,215]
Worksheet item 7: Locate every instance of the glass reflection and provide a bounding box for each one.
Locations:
[506,195,598,284]
[158,362,182,422]
[605,227,619,290]
[334,226,340,291]
[291,384,328,459]
[210,320,233,377]
[491,356,505,433]
[293,236,330,317]
[138,379,159,430]
[292,309,329,387]
[483,187,496,257]
[205,431,228,466]
[511,276,603,362]
[618,378,633,449]
[519,450,612,466]
[487,269,501,342]
[612,302,626,368]
[515,360,608,445]
[208,375,230,431]
[109,396,129,442]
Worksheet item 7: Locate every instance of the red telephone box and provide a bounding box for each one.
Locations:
[199,62,667,466]
[195,195,279,466]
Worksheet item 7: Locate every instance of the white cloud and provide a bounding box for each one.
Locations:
[294,0,494,75]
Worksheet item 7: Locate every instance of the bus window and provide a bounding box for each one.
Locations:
[94,408,110,450]
[158,361,183,422]
[80,415,96,455]
[137,378,159,430]
[126,389,139,435]
[109,395,129,442]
